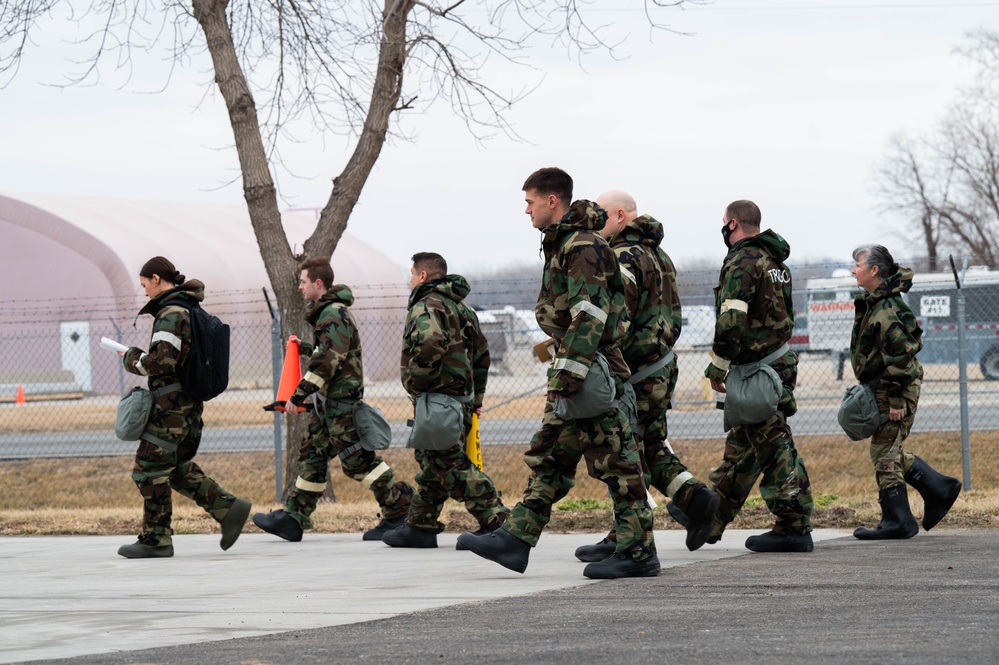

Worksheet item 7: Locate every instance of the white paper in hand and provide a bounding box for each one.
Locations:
[100,337,129,353]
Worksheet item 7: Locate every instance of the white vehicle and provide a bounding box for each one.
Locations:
[477,306,548,352]
[804,267,999,380]
[677,305,716,348]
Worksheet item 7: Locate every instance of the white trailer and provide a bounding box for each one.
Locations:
[804,267,999,380]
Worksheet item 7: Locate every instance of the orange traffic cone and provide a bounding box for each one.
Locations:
[14,385,25,405]
[274,337,303,412]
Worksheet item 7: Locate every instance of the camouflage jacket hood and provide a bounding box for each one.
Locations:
[291,283,364,404]
[850,267,922,409]
[609,214,682,369]
[407,274,470,310]
[540,199,608,257]
[137,279,205,318]
[305,284,355,325]
[733,228,791,264]
[402,274,489,407]
[536,200,631,396]
[709,229,797,415]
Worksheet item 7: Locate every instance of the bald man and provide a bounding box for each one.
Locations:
[573,191,720,560]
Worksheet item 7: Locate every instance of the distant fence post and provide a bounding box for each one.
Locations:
[264,288,284,503]
[950,256,972,491]
[109,317,125,397]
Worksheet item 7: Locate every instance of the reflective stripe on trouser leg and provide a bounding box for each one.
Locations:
[296,477,327,493]
[346,452,414,521]
[362,461,390,489]
[666,471,695,500]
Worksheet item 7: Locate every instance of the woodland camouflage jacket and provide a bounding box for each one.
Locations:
[608,214,682,371]
[401,274,489,410]
[537,199,630,397]
[292,285,364,404]
[850,267,923,411]
[705,230,797,397]
[124,280,205,437]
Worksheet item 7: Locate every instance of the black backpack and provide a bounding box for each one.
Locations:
[164,298,230,401]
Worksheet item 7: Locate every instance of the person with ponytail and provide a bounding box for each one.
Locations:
[117,256,251,558]
[849,245,962,540]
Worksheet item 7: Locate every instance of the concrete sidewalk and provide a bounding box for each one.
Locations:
[1,529,851,663]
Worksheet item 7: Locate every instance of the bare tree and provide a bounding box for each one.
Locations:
[874,29,999,269]
[0,0,700,496]
[873,134,947,271]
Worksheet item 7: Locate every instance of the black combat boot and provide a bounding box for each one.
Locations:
[456,515,507,551]
[252,509,304,542]
[682,486,721,552]
[456,528,532,573]
[905,457,962,531]
[362,515,406,541]
[118,533,174,559]
[665,500,689,528]
[220,498,251,551]
[854,484,919,540]
[745,530,814,552]
[583,553,661,579]
[667,495,725,546]
[573,536,616,562]
[382,523,439,548]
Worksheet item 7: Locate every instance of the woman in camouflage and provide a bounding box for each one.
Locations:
[850,245,961,540]
[117,256,251,558]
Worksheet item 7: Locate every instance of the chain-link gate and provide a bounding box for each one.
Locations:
[2,269,996,516]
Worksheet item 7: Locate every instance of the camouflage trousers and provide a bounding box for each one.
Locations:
[131,436,237,546]
[633,362,701,507]
[602,363,701,542]
[505,398,656,561]
[869,381,920,490]
[286,410,413,529]
[708,412,813,538]
[408,442,508,531]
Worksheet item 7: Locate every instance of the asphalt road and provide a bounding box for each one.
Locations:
[17,530,999,665]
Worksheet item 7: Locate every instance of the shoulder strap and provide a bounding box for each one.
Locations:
[151,382,183,397]
[628,350,675,385]
[759,342,791,366]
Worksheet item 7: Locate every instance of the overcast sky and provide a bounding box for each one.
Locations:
[2,1,995,277]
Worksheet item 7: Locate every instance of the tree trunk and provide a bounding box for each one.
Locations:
[191,0,417,502]
[192,0,314,500]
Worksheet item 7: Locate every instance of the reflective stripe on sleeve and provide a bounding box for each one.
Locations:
[712,357,732,372]
[619,266,636,285]
[361,462,390,489]
[136,353,149,376]
[569,300,608,324]
[151,330,183,351]
[295,477,327,493]
[552,357,589,378]
[720,299,749,315]
[302,371,326,391]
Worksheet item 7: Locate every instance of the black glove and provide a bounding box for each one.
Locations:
[288,393,314,412]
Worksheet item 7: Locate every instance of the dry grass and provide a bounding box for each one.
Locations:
[2,431,997,536]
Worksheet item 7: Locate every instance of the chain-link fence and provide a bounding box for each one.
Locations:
[2,269,997,514]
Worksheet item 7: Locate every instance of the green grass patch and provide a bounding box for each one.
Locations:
[557,498,613,511]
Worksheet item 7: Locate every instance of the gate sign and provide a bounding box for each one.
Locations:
[920,295,951,317]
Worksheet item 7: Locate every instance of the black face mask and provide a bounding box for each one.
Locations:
[721,221,734,249]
